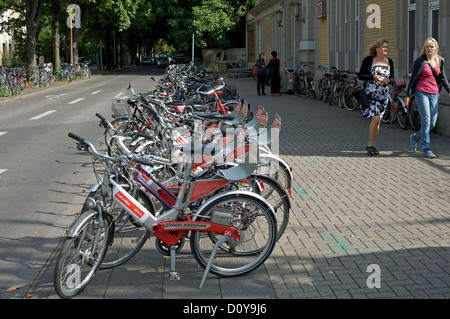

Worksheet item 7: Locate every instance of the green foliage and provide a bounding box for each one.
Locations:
[2,0,255,68]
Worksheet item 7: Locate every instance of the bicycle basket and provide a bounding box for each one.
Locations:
[111,98,132,118]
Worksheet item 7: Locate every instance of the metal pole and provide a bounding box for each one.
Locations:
[192,34,194,64]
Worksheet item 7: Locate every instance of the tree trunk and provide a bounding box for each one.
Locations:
[25,0,44,79]
[72,26,79,64]
[25,0,44,80]
[51,0,61,68]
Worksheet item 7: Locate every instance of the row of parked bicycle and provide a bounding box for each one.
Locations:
[54,64,292,298]
[0,62,91,96]
[293,65,421,131]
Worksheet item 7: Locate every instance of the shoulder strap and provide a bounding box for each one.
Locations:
[427,62,438,78]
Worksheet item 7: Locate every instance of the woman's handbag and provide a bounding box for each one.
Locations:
[353,87,370,111]
[253,65,258,77]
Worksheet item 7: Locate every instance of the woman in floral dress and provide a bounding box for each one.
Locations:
[359,39,395,156]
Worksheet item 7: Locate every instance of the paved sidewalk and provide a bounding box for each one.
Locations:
[25,76,449,300]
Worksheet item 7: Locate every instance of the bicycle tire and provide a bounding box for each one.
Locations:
[317,78,324,100]
[256,153,292,192]
[395,97,408,130]
[190,191,277,277]
[17,77,26,91]
[408,96,421,130]
[343,86,358,111]
[308,80,316,100]
[329,83,336,106]
[245,174,290,241]
[29,75,39,89]
[53,211,112,298]
[381,104,397,124]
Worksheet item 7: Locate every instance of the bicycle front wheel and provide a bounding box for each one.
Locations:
[190,192,277,278]
[81,188,153,269]
[53,212,112,298]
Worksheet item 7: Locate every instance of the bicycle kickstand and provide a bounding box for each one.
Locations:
[199,232,230,289]
[169,245,181,281]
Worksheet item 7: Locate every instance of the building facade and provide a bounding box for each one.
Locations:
[246,0,450,137]
[0,10,16,66]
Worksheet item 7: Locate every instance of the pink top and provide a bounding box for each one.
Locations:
[416,64,440,94]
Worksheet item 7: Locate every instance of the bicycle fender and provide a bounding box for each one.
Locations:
[249,174,292,210]
[259,154,293,182]
[66,210,96,238]
[193,190,277,224]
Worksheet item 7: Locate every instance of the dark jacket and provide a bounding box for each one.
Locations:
[406,55,450,97]
[267,57,280,77]
[255,58,267,75]
[358,56,395,84]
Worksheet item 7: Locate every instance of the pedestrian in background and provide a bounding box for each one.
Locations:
[268,51,281,96]
[255,53,267,95]
[406,37,450,159]
[358,39,395,156]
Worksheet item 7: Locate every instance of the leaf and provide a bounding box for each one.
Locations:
[6,286,23,292]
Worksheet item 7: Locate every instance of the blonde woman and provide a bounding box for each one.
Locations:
[406,38,450,158]
[359,39,395,156]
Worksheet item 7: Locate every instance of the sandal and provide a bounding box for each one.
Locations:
[366,146,379,156]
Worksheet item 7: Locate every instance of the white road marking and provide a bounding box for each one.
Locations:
[0,169,7,175]
[45,93,68,100]
[115,92,125,98]
[0,132,6,137]
[91,90,102,95]
[29,110,57,120]
[68,98,85,104]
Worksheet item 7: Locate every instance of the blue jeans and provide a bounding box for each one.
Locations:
[413,90,439,152]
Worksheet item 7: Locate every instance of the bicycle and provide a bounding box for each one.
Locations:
[317,66,334,102]
[294,64,315,99]
[328,68,350,107]
[341,72,364,111]
[29,63,54,88]
[381,79,408,130]
[54,131,278,298]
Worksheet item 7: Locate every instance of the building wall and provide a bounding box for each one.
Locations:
[0,10,16,66]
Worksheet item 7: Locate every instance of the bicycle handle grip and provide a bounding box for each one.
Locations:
[68,132,86,144]
[95,113,106,121]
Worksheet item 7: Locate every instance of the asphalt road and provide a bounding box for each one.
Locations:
[0,66,164,299]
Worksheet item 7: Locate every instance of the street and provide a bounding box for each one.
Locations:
[0,66,163,299]
[1,66,449,301]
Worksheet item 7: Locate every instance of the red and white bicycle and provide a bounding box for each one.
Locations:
[54,131,278,298]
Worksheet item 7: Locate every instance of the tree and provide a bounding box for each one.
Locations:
[25,0,45,79]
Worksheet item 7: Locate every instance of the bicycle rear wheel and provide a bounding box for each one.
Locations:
[190,192,277,277]
[245,175,290,241]
[53,212,112,298]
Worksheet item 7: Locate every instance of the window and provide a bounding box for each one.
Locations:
[429,0,439,41]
